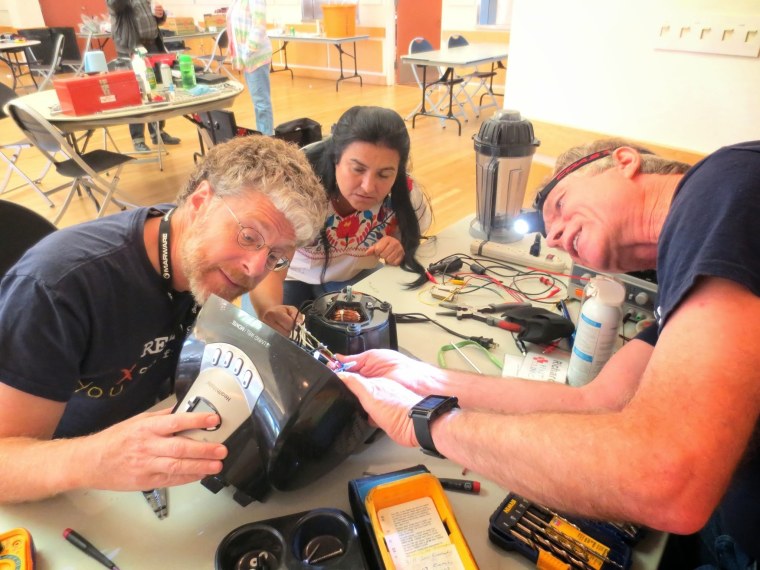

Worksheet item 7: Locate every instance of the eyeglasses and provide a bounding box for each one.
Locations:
[217,195,291,272]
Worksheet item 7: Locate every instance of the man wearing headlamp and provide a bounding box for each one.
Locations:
[338,138,760,568]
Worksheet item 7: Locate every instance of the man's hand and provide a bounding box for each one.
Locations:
[83,408,227,491]
[338,372,419,448]
[366,236,404,265]
[152,2,165,18]
[261,304,302,336]
[337,349,448,396]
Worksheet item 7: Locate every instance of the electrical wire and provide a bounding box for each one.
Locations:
[425,252,571,305]
[437,340,503,372]
[395,312,497,349]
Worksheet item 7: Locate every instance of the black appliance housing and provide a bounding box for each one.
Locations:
[174,295,374,506]
[303,288,397,356]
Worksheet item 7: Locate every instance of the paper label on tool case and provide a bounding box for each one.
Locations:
[378,497,465,570]
[548,517,609,570]
[502,351,568,383]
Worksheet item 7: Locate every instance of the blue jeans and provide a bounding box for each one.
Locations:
[129,121,165,142]
[694,509,757,570]
[244,65,273,136]
[662,509,757,570]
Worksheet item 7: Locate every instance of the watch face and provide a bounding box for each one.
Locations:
[417,395,450,411]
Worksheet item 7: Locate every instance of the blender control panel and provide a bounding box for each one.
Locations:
[174,342,265,444]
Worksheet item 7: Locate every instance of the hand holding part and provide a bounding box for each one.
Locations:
[261,304,302,336]
[366,236,404,265]
[83,408,227,491]
[337,371,421,449]
[335,349,448,399]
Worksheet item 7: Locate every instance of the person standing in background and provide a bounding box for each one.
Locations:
[227,0,274,136]
[107,0,182,152]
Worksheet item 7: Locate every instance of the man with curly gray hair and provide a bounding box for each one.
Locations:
[0,135,327,503]
[173,136,327,304]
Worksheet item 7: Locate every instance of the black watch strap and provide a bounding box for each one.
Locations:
[409,395,459,459]
[412,413,443,458]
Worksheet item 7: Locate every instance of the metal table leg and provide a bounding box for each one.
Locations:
[333,41,363,91]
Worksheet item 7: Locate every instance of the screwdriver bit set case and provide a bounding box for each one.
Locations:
[489,493,645,570]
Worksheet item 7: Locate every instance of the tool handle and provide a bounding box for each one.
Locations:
[492,319,522,332]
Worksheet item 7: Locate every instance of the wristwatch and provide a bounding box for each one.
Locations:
[408,395,460,459]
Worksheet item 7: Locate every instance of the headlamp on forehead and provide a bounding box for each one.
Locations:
[512,209,545,237]
[527,149,614,237]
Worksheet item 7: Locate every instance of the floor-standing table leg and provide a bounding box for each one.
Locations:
[333,41,363,91]
[270,40,294,80]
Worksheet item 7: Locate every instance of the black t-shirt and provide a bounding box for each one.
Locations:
[0,206,197,438]
[637,141,760,558]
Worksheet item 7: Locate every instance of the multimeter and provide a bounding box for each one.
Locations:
[0,527,35,569]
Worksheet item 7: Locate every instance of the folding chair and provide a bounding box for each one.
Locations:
[406,37,467,126]
[447,34,499,117]
[160,29,189,54]
[194,29,231,76]
[189,110,261,164]
[0,83,55,206]
[25,32,65,91]
[0,200,56,277]
[52,26,87,75]
[6,100,136,225]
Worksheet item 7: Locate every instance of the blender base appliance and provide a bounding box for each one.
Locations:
[303,287,397,356]
[469,110,570,269]
[173,295,375,507]
[469,109,540,244]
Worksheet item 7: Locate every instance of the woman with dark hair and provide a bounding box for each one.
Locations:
[249,105,431,335]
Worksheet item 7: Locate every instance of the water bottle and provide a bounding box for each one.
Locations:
[567,277,625,387]
[131,50,148,93]
[159,63,173,87]
[179,54,196,89]
[144,64,157,91]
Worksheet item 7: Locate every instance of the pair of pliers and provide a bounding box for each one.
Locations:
[437,302,526,333]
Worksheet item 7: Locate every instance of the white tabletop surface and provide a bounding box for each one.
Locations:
[0,39,40,52]
[268,32,370,44]
[9,80,244,132]
[0,218,666,569]
[401,43,508,68]
[78,30,219,41]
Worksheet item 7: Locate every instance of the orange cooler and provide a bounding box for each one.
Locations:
[322,3,357,37]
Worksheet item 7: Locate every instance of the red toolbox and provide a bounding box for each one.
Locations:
[53,71,142,116]
[144,52,177,68]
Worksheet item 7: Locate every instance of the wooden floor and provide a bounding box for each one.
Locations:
[0,71,503,234]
